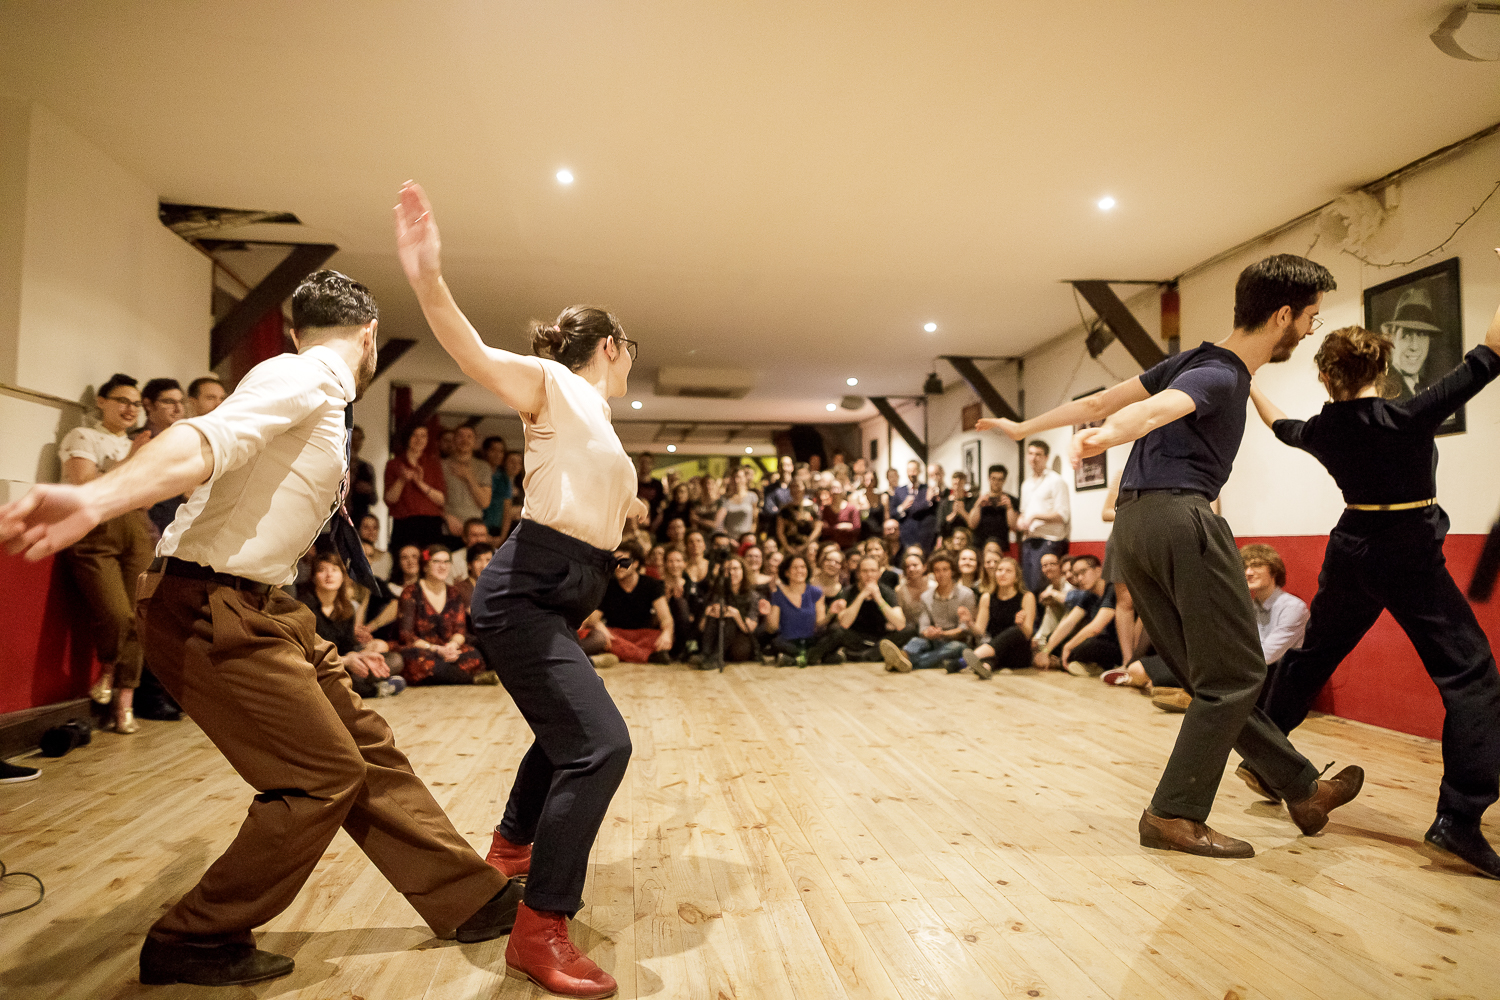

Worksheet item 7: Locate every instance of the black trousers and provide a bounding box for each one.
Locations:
[821,624,903,662]
[983,626,1031,671]
[1108,492,1318,822]
[1068,634,1122,670]
[700,618,757,662]
[1262,507,1500,824]
[471,520,632,916]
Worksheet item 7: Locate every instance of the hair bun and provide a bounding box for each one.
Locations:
[529,320,568,359]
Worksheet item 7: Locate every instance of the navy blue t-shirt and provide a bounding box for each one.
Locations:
[1120,342,1250,496]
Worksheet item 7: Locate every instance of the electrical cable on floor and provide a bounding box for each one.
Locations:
[0,858,45,917]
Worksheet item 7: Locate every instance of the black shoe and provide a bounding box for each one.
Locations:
[455,879,526,942]
[139,938,293,986]
[1425,815,1500,879]
[829,649,847,664]
[0,760,40,783]
[648,651,672,665]
[134,699,182,722]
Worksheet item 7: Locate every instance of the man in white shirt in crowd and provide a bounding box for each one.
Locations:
[1031,552,1075,650]
[1014,440,1070,593]
[442,424,491,539]
[0,270,519,987]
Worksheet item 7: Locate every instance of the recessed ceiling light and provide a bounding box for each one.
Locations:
[923,322,937,333]
[846,377,858,386]
[825,402,837,412]
[1097,195,1116,211]
[556,168,574,185]
[630,400,642,409]
[744,446,753,454]
[667,444,677,453]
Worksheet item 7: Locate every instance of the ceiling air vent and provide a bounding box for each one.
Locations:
[655,366,755,400]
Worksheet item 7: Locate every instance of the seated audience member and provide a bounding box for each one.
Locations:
[696,555,761,666]
[643,544,666,579]
[1059,570,1121,676]
[384,424,447,551]
[658,483,694,541]
[943,524,975,556]
[451,542,494,618]
[579,540,674,665]
[809,542,846,595]
[967,464,1018,553]
[359,513,393,580]
[662,515,688,549]
[684,529,711,583]
[937,470,974,543]
[348,423,378,527]
[776,480,823,559]
[862,536,901,589]
[660,546,700,659]
[1132,544,1309,715]
[828,448,851,482]
[709,529,737,560]
[822,554,908,661]
[480,434,511,538]
[386,543,422,601]
[722,470,760,539]
[969,555,1036,678]
[880,517,903,563]
[764,553,839,665]
[395,547,493,685]
[1031,553,1073,648]
[891,549,932,630]
[880,550,977,673]
[185,374,225,416]
[449,518,492,583]
[635,452,666,532]
[302,552,405,698]
[742,544,773,592]
[956,546,980,590]
[1032,554,1110,671]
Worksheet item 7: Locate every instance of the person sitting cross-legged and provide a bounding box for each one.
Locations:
[880,550,976,672]
[1060,562,1123,677]
[763,553,841,665]
[821,553,908,662]
[967,554,1036,678]
[1033,554,1110,671]
[395,547,494,685]
[695,554,760,667]
[577,539,674,665]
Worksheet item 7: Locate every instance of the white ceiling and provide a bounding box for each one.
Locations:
[3,1,1498,421]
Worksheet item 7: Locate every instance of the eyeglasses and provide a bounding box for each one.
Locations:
[1311,316,1324,332]
[104,396,141,409]
[615,337,638,362]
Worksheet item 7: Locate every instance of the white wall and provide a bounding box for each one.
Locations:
[0,101,211,501]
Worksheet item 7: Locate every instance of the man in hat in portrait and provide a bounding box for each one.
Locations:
[1382,286,1443,402]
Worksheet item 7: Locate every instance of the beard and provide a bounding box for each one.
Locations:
[1268,326,1302,363]
[352,340,377,399]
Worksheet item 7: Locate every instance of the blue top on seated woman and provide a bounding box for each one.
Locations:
[772,584,823,641]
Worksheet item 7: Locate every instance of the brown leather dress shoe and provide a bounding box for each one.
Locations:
[1286,765,1364,835]
[1151,688,1192,713]
[1138,809,1254,858]
[1235,764,1281,804]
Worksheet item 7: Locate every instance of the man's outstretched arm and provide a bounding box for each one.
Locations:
[1,424,213,560]
[976,377,1149,441]
[1068,389,1196,468]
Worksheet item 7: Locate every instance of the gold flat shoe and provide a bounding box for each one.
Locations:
[89,674,114,705]
[110,710,139,735]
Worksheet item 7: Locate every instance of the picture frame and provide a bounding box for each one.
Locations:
[1072,387,1108,491]
[962,439,981,486]
[1364,257,1464,436]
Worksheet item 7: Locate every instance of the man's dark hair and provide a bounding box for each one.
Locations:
[463,517,487,534]
[926,550,957,574]
[467,543,495,562]
[187,375,222,398]
[1233,254,1336,331]
[1073,554,1102,570]
[142,377,182,403]
[1027,440,1050,457]
[98,373,137,398]
[987,464,1008,478]
[483,435,506,451]
[291,270,379,331]
[616,537,647,564]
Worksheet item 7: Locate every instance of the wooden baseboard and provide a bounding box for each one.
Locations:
[0,698,95,759]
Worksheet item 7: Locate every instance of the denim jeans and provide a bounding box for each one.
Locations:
[902,636,968,670]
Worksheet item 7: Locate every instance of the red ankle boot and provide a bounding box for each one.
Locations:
[485,831,531,878]
[505,903,617,999]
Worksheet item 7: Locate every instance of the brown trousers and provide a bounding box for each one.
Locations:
[136,570,507,945]
[62,509,154,688]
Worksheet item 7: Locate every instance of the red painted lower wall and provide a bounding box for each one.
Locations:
[7,534,1498,741]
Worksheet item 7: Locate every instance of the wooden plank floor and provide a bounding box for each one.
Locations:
[2,663,1498,999]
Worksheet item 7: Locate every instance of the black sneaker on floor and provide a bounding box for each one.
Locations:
[0,760,40,783]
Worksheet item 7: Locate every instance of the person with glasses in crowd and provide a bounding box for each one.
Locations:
[396,180,646,998]
[57,373,155,734]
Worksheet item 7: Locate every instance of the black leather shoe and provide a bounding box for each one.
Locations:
[455,879,526,943]
[135,699,182,722]
[139,937,293,986]
[1425,815,1500,879]
[1286,765,1364,835]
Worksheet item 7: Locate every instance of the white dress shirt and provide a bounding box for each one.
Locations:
[159,346,356,586]
[1019,468,1070,542]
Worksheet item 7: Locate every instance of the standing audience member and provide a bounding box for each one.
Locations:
[658,483,694,542]
[1013,441,1070,593]
[776,480,823,559]
[497,450,525,541]
[442,425,492,540]
[892,460,935,555]
[937,470,973,543]
[348,424,378,526]
[396,548,493,685]
[968,464,1019,553]
[722,467,760,539]
[384,425,447,550]
[968,555,1035,678]
[636,453,666,530]
[579,540,672,665]
[141,378,187,535]
[185,375,226,416]
[692,475,727,534]
[481,435,512,539]
[882,550,976,673]
[58,373,153,734]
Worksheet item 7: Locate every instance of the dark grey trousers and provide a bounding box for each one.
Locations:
[1107,492,1319,822]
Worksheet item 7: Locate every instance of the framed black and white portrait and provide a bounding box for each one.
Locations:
[962,439,980,486]
[1072,387,1108,491]
[1364,257,1464,436]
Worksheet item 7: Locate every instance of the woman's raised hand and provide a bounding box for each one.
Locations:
[393,181,443,287]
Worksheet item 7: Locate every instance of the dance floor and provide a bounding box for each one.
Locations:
[2,662,1497,999]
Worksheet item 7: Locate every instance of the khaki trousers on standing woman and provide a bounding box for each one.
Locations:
[62,509,155,691]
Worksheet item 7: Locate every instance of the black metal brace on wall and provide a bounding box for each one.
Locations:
[868,396,926,463]
[209,242,338,367]
[1069,281,1167,371]
[940,356,1020,421]
[395,382,462,444]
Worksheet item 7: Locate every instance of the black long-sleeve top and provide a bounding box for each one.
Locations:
[1271,345,1500,506]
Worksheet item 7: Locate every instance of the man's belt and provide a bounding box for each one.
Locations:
[153,556,275,595]
[1345,498,1436,512]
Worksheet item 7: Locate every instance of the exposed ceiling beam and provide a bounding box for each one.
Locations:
[208,242,337,367]
[941,356,1020,422]
[1070,280,1167,371]
[869,396,926,463]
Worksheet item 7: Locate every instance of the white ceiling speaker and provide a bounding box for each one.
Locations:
[1432,3,1500,61]
[1316,190,1387,253]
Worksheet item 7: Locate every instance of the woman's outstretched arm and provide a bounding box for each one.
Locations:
[1248,381,1287,431]
[394,181,546,416]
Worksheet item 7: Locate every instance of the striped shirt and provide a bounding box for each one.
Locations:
[158,346,356,586]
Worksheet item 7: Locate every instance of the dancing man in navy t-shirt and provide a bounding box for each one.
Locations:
[982,255,1365,859]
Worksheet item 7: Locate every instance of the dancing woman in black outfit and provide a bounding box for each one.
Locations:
[1248,268,1500,879]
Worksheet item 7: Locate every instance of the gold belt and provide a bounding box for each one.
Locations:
[1345,498,1435,511]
